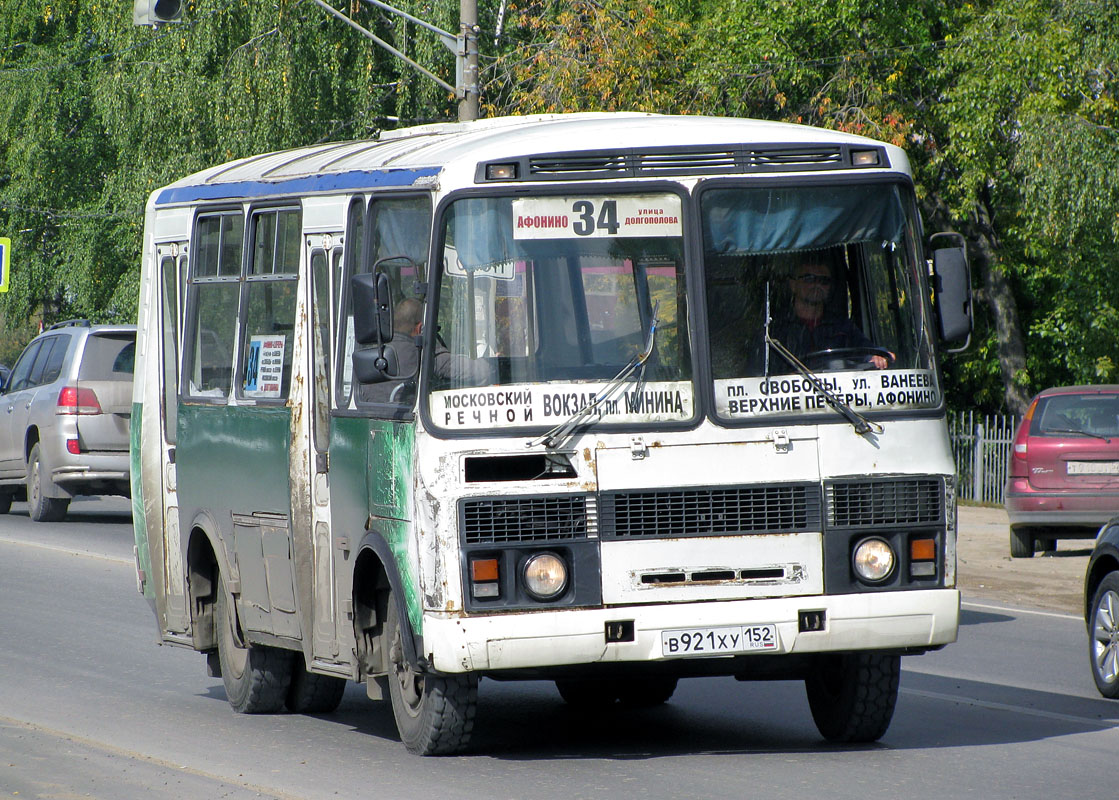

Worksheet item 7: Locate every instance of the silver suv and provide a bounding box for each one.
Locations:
[0,320,136,521]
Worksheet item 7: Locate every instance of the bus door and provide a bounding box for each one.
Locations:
[155,241,190,633]
[306,233,347,661]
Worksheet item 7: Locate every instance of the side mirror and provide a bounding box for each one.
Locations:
[353,343,400,384]
[351,271,393,346]
[930,232,972,350]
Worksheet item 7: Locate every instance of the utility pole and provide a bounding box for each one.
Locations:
[459,0,480,121]
[310,0,481,122]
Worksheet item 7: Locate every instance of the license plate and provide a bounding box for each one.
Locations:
[1067,461,1119,475]
[660,624,778,657]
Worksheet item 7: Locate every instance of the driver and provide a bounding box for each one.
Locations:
[360,298,492,403]
[761,260,891,370]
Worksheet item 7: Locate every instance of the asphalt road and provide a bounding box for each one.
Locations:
[1,497,1116,799]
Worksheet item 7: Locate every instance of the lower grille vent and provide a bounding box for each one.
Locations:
[827,478,943,527]
[461,495,590,544]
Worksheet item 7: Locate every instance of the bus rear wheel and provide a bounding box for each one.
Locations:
[384,592,476,755]
[216,573,293,713]
[805,652,899,743]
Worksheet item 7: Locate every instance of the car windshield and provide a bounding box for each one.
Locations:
[1034,394,1119,438]
[429,193,692,433]
[701,182,940,422]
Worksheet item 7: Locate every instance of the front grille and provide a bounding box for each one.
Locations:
[599,484,821,539]
[461,495,590,544]
[827,478,943,528]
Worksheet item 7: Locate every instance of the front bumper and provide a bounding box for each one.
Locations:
[424,588,960,673]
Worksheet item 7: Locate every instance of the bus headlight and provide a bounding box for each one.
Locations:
[852,538,895,583]
[522,553,568,600]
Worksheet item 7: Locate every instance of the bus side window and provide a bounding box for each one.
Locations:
[351,194,433,412]
[336,197,365,408]
[186,212,243,400]
[240,207,300,402]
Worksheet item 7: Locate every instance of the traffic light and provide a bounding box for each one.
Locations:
[133,0,182,25]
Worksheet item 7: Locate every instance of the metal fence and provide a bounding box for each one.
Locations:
[948,411,1020,504]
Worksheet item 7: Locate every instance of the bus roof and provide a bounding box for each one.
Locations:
[152,113,910,207]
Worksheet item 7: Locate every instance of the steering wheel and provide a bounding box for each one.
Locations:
[803,346,893,371]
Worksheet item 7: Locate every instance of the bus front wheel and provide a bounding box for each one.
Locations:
[805,652,899,743]
[384,592,476,755]
[215,573,293,713]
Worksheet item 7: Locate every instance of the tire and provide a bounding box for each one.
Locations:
[1036,537,1057,554]
[385,592,476,755]
[26,443,69,523]
[805,652,900,743]
[215,573,294,713]
[1089,572,1119,699]
[286,656,347,714]
[1009,527,1035,558]
[0,493,12,514]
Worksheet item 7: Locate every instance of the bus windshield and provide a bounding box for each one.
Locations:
[429,193,693,433]
[702,182,940,422]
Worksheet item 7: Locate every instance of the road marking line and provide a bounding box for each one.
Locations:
[0,715,300,800]
[963,600,1080,621]
[0,535,132,565]
[901,687,1119,730]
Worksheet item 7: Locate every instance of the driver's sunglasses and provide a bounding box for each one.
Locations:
[795,274,832,285]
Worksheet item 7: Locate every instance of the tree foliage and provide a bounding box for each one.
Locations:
[0,0,1115,413]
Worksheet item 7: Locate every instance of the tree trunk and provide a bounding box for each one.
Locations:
[970,189,1032,415]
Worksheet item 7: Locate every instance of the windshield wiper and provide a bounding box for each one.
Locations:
[765,333,883,438]
[1045,427,1112,442]
[761,282,880,437]
[528,301,660,450]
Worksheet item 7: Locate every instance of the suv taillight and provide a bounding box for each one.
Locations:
[57,386,102,415]
[1008,396,1039,477]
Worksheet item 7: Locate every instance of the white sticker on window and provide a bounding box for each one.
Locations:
[431,380,693,430]
[512,195,682,240]
[714,369,939,417]
[244,334,286,398]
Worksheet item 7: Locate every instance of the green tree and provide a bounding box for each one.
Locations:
[0,0,461,345]
[487,0,694,114]
[931,0,1119,411]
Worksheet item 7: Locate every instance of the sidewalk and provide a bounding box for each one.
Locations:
[956,504,1089,617]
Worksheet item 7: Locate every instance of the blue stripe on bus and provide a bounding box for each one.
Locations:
[155,167,442,205]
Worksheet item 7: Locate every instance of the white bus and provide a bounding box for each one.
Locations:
[131,113,972,754]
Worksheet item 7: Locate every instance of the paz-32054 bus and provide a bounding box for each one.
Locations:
[131,113,972,754]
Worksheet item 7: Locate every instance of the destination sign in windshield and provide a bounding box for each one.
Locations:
[512,195,682,239]
[431,380,693,430]
[714,369,940,418]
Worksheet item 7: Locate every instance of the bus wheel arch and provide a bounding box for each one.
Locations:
[186,520,223,652]
[352,533,405,681]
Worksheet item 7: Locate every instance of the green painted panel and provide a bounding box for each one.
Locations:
[177,403,293,517]
[329,416,420,632]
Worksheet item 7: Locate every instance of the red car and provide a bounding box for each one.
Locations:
[1005,385,1119,557]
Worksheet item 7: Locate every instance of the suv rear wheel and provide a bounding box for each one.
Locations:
[27,443,69,522]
